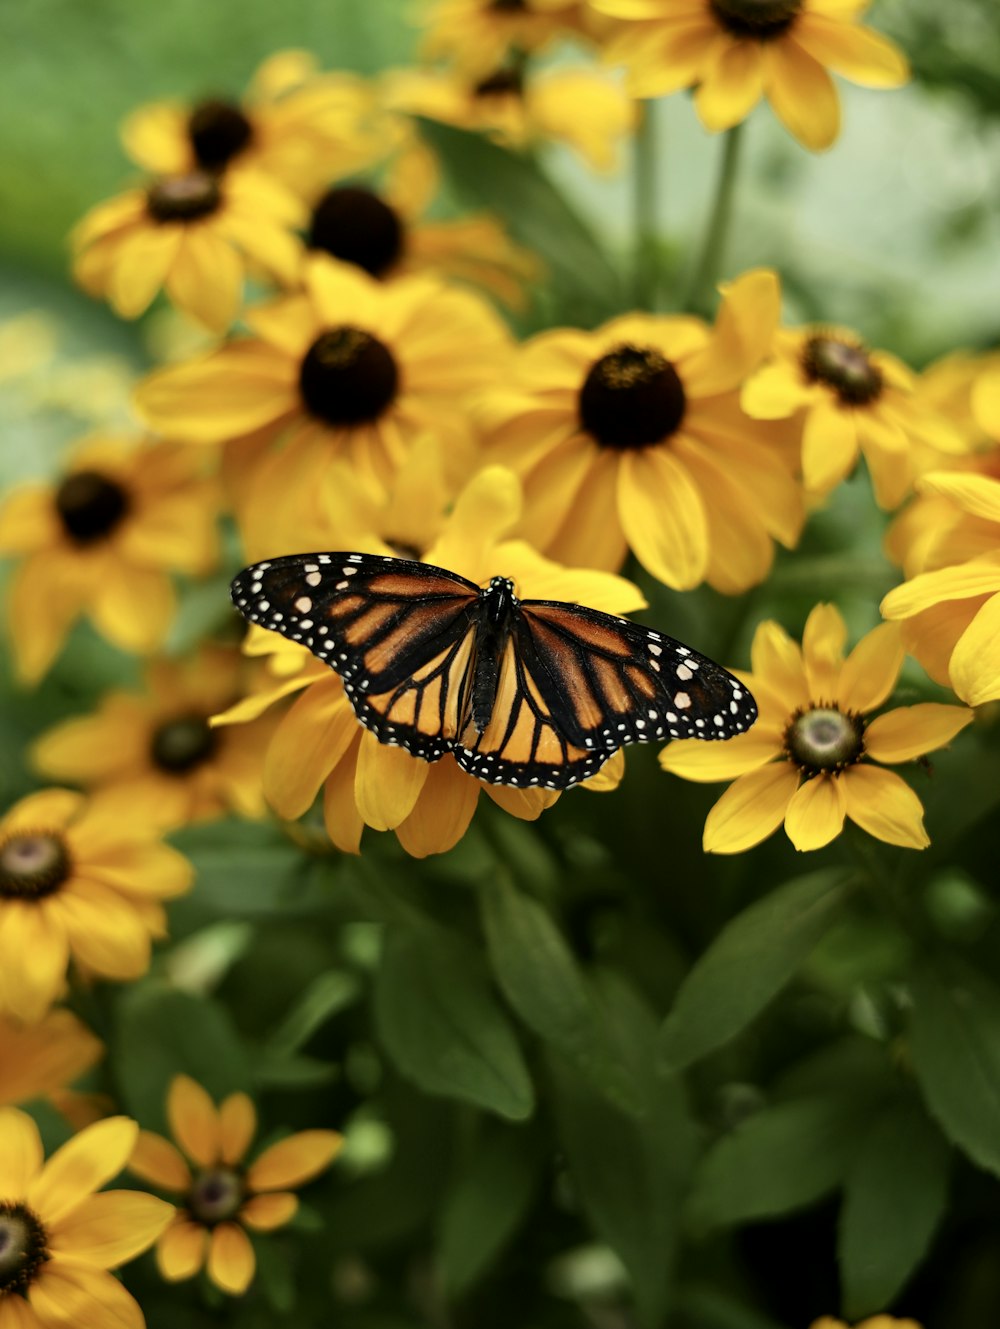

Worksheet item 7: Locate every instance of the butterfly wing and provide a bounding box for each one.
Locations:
[231,553,480,761]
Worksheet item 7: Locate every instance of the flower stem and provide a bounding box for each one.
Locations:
[685,122,745,315]
[633,99,662,310]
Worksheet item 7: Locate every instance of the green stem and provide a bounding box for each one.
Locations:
[685,122,745,315]
[632,99,661,310]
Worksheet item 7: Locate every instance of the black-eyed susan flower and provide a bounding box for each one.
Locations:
[742,324,964,511]
[479,269,803,592]
[129,1075,342,1296]
[0,790,192,1022]
[419,0,597,76]
[134,257,510,521]
[660,605,972,854]
[0,1009,102,1108]
[0,1109,173,1328]
[881,471,1000,707]
[213,465,633,857]
[31,647,275,830]
[810,1319,923,1329]
[0,435,219,683]
[72,166,305,332]
[595,0,908,151]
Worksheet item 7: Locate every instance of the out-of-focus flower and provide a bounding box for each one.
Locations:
[810,1318,923,1329]
[0,1109,173,1327]
[419,0,597,76]
[479,268,803,591]
[0,1008,102,1108]
[660,605,972,854]
[129,1074,342,1296]
[0,436,219,683]
[0,312,133,429]
[0,790,192,1022]
[214,465,634,857]
[31,647,275,830]
[595,0,908,151]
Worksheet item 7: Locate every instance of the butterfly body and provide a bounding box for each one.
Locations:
[231,553,757,791]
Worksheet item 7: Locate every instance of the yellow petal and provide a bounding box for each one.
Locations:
[29,1261,145,1329]
[7,558,81,684]
[837,622,904,712]
[792,14,909,88]
[156,1219,208,1281]
[127,1130,191,1192]
[425,465,522,580]
[949,590,1000,706]
[1,790,84,835]
[0,485,61,553]
[167,1075,221,1169]
[972,363,1000,437]
[55,885,151,981]
[750,619,809,712]
[165,230,244,333]
[240,1191,298,1231]
[48,1190,174,1265]
[802,401,858,493]
[918,471,1000,524]
[685,268,780,395]
[0,903,70,1024]
[89,564,175,655]
[783,774,846,851]
[864,703,974,764]
[0,1107,44,1198]
[694,40,764,133]
[485,784,560,819]
[207,1222,256,1295]
[0,1290,46,1329]
[880,558,1000,619]
[842,765,929,849]
[802,603,847,699]
[322,738,366,854]
[703,762,800,854]
[245,1130,342,1192]
[395,757,481,857]
[263,681,358,819]
[354,734,430,831]
[617,447,709,590]
[219,1093,257,1166]
[763,37,840,151]
[104,224,183,319]
[741,360,809,418]
[0,1008,102,1109]
[28,1117,138,1227]
[659,729,781,782]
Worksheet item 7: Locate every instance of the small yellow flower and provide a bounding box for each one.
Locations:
[31,646,275,831]
[0,1009,102,1109]
[129,1074,342,1296]
[595,0,908,151]
[0,435,219,683]
[480,269,803,592]
[0,790,192,1022]
[0,1109,173,1327]
[419,0,597,76]
[660,605,973,854]
[810,1318,923,1329]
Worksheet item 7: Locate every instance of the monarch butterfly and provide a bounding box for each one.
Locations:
[230,553,756,791]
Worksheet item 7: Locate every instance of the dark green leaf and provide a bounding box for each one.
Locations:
[266,970,361,1054]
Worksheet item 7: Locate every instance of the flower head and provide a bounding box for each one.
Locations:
[418,0,597,76]
[0,1009,102,1109]
[660,605,973,854]
[595,0,909,150]
[0,1109,172,1327]
[129,1074,342,1296]
[810,1319,923,1329]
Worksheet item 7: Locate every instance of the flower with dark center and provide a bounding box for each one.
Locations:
[151,715,219,775]
[801,334,885,407]
[0,1203,48,1293]
[579,343,687,451]
[308,186,405,278]
[188,1168,246,1227]
[784,704,865,778]
[473,66,525,99]
[188,98,254,170]
[0,831,70,901]
[707,0,802,40]
[299,327,400,425]
[55,470,129,544]
[146,171,223,223]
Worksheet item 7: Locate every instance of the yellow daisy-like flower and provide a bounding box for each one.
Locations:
[659,605,973,854]
[0,435,220,684]
[0,1009,102,1109]
[0,1109,173,1328]
[595,0,908,151]
[810,1319,923,1329]
[479,268,803,592]
[0,789,192,1023]
[881,471,1000,707]
[419,0,596,76]
[120,50,387,197]
[134,257,510,518]
[72,166,305,332]
[31,646,275,831]
[214,464,637,858]
[129,1075,342,1296]
[742,325,964,511]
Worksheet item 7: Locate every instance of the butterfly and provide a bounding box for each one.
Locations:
[230,553,757,791]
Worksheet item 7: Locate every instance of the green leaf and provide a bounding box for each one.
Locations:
[374,928,534,1121]
[839,1096,950,1317]
[169,820,335,918]
[266,970,361,1055]
[910,957,1000,1177]
[660,869,852,1071]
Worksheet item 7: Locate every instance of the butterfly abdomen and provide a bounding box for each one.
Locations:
[471,577,519,732]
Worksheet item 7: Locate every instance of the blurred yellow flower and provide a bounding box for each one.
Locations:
[0,1109,173,1328]
[0,789,192,1023]
[0,1008,102,1108]
[595,0,908,150]
[660,605,972,854]
[32,646,275,830]
[810,1318,923,1329]
[0,436,219,683]
[480,268,803,591]
[419,0,597,75]
[129,1074,342,1296]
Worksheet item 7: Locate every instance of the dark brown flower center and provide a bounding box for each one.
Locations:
[188,1168,245,1226]
[0,833,69,901]
[473,67,525,99]
[579,343,687,451]
[784,705,865,777]
[188,98,254,170]
[708,0,802,39]
[0,1205,48,1293]
[308,186,405,278]
[299,327,400,426]
[490,0,528,11]
[55,470,129,544]
[802,335,884,407]
[151,715,218,774]
[146,171,223,223]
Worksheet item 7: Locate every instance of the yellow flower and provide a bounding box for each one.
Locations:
[810,1319,923,1329]
[72,166,305,332]
[129,1075,342,1296]
[0,1109,173,1327]
[419,0,597,76]
[214,464,638,857]
[134,257,510,517]
[595,0,908,151]
[0,788,192,1023]
[479,268,803,592]
[881,471,1000,707]
[0,435,220,683]
[742,325,964,511]
[660,605,973,854]
[31,646,275,831]
[120,50,387,197]
[0,1009,102,1109]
